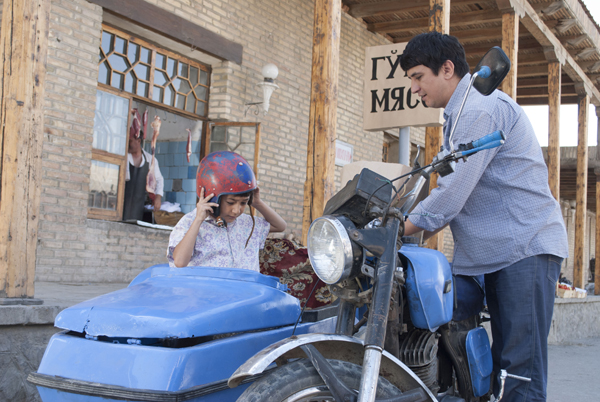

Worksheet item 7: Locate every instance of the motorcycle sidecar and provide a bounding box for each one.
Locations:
[28,265,336,402]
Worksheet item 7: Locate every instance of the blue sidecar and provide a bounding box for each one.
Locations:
[28,265,336,402]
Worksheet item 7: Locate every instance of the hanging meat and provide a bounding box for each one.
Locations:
[142,110,148,140]
[186,128,192,163]
[129,108,142,139]
[150,115,161,155]
[146,116,162,198]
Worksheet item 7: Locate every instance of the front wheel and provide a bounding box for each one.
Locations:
[237,359,402,402]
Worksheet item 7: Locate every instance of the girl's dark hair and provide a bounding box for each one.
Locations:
[400,32,469,78]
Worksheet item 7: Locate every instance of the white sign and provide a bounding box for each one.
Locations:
[363,42,444,132]
[335,140,353,166]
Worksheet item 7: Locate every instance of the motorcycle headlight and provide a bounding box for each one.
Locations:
[307,215,362,284]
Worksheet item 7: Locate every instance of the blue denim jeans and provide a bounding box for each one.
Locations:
[484,254,562,402]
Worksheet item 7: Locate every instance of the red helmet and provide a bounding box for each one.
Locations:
[196,151,257,204]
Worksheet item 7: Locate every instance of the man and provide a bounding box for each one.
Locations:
[400,32,568,401]
[123,132,164,221]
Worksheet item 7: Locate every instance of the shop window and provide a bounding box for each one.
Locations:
[89,25,211,222]
[136,101,204,216]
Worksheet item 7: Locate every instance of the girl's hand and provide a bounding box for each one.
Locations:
[249,187,287,233]
[195,187,219,222]
[252,187,262,206]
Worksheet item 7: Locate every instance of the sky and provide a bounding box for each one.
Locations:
[522,0,599,147]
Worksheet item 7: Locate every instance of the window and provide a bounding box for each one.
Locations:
[98,25,210,117]
[88,91,129,220]
[205,122,261,174]
[89,26,211,221]
[382,142,389,163]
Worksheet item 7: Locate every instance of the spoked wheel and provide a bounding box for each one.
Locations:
[237,359,402,402]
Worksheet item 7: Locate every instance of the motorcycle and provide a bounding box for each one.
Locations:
[229,46,524,402]
[28,47,524,402]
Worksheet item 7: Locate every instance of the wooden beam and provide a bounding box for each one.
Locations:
[501,11,519,99]
[451,28,502,42]
[87,0,243,64]
[349,0,430,18]
[369,9,501,34]
[517,96,580,105]
[511,0,600,105]
[532,1,566,16]
[514,65,552,77]
[518,75,574,87]
[463,38,541,57]
[516,85,576,97]
[548,62,561,201]
[574,94,589,289]
[424,0,449,253]
[514,52,548,65]
[348,0,485,18]
[0,0,49,300]
[301,0,341,243]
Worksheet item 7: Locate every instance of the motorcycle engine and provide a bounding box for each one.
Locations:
[398,329,440,394]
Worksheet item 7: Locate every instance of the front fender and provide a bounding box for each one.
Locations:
[228,333,436,401]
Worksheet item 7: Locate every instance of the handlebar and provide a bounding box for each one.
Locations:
[460,140,504,157]
[470,130,505,149]
[457,130,505,157]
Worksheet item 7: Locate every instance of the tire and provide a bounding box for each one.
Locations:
[237,359,402,402]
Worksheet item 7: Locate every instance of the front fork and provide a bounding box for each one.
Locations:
[357,217,401,402]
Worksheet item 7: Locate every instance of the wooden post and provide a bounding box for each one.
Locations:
[596,107,600,295]
[573,92,589,289]
[301,0,341,243]
[547,62,561,200]
[500,11,519,99]
[423,0,449,252]
[0,0,49,301]
[595,167,600,295]
[428,0,449,33]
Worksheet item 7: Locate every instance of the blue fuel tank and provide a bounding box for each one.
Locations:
[400,244,454,332]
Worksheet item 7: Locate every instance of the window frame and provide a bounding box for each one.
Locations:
[205,122,262,175]
[99,24,211,117]
[89,25,211,221]
[88,146,130,220]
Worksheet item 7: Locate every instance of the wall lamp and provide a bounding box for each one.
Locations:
[245,63,279,116]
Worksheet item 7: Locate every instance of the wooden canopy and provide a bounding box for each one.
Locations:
[344,0,600,106]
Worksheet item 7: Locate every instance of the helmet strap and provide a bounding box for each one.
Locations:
[245,206,256,249]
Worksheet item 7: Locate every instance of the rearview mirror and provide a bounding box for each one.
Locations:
[473,47,511,96]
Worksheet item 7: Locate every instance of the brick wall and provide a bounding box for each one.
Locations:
[207,2,390,235]
[34,0,392,282]
[36,0,170,282]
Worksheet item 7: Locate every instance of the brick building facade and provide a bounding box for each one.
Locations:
[28,0,431,283]
[2,0,588,285]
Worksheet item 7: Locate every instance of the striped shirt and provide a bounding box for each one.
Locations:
[409,74,568,275]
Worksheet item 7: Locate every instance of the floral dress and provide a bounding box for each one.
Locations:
[167,209,270,271]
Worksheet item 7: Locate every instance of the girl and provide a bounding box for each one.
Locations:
[167,151,286,271]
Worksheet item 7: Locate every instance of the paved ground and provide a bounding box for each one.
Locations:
[34,281,129,308]
[33,282,598,400]
[547,336,599,401]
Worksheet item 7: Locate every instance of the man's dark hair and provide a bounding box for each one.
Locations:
[400,32,469,78]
